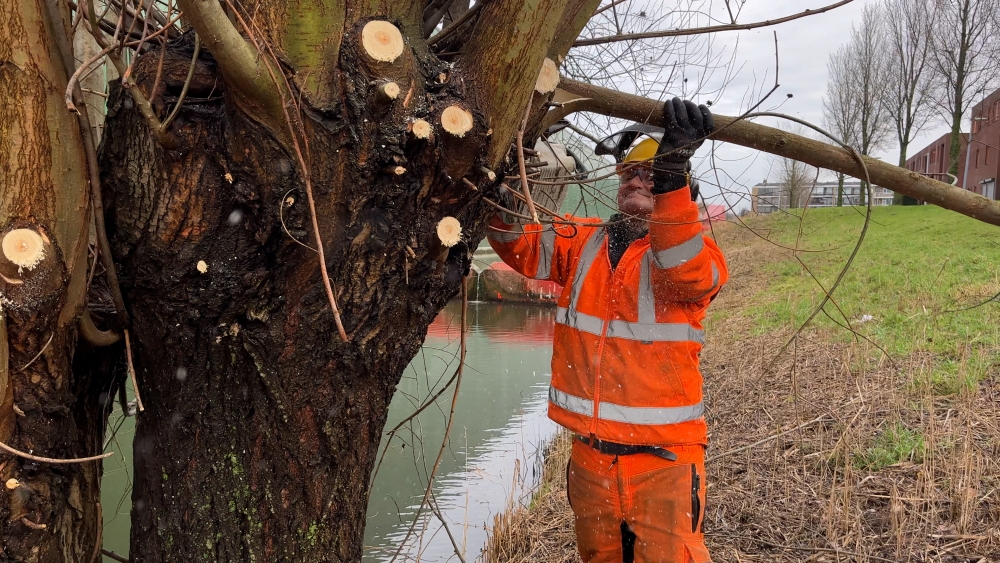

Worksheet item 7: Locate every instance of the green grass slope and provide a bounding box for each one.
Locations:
[735,205,999,393]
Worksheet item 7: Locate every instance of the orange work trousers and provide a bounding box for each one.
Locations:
[567,439,711,563]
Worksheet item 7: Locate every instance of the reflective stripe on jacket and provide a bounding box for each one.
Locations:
[487,187,728,446]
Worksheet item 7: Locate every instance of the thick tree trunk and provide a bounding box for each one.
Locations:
[894,146,908,205]
[1,1,114,561]
[894,145,920,205]
[99,31,496,562]
[949,106,964,178]
[91,0,600,551]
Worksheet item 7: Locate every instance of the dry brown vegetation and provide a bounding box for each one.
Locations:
[483,215,1000,562]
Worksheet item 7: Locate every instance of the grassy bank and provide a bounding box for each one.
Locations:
[738,205,999,358]
[483,206,1000,562]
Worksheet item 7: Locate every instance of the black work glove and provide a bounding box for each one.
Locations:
[690,175,701,203]
[652,98,714,195]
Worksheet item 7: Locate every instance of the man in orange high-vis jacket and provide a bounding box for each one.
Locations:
[487,98,726,563]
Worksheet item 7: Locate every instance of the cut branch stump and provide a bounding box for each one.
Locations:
[361,21,405,63]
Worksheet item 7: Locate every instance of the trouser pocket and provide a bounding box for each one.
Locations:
[691,464,702,533]
[566,457,573,509]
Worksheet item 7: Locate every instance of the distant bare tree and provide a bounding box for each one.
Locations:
[823,54,858,208]
[823,4,892,206]
[770,125,819,209]
[930,0,1000,177]
[882,0,936,203]
[775,156,818,209]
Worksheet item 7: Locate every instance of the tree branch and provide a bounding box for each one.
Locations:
[175,0,282,120]
[521,0,601,140]
[573,0,856,47]
[427,0,481,46]
[549,0,603,60]
[557,78,1000,226]
[458,0,592,166]
[283,0,345,108]
[80,0,173,147]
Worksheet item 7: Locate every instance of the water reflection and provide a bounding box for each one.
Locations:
[98,303,556,562]
[364,302,557,562]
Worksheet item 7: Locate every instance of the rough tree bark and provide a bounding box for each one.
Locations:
[0,1,116,561]
[94,0,599,561]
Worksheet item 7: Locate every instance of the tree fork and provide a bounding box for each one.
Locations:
[556,78,1000,226]
[175,0,287,136]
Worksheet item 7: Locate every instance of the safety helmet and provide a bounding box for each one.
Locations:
[595,124,664,163]
[623,137,659,164]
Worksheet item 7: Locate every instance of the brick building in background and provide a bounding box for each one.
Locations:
[965,89,1000,200]
[905,86,1000,200]
[905,132,968,186]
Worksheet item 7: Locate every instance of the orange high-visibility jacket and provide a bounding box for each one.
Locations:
[487,187,728,446]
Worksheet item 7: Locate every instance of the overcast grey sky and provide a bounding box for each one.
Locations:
[631,0,954,213]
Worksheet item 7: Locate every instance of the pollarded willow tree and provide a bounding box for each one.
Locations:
[3,1,1000,562]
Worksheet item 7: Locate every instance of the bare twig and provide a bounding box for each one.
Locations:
[516,101,541,224]
[278,190,318,252]
[82,0,173,147]
[741,112,873,365]
[563,121,604,145]
[574,0,856,46]
[0,441,113,464]
[65,44,116,112]
[592,0,629,17]
[18,333,54,372]
[943,289,1000,313]
[707,415,831,463]
[100,549,129,563]
[160,32,201,131]
[119,10,184,47]
[124,329,144,412]
[428,491,467,563]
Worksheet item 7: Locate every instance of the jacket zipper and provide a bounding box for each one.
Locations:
[590,239,632,436]
[589,238,616,436]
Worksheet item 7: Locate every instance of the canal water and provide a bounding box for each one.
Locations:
[99,302,559,562]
